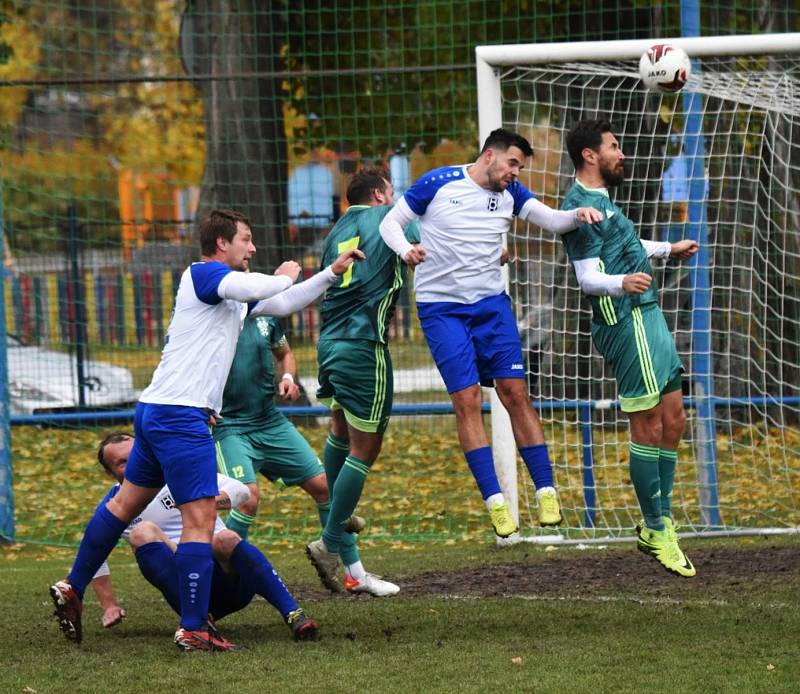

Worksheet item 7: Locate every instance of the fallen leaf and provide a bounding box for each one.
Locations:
[511,657,523,665]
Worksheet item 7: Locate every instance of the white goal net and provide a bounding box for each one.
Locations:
[478,35,800,540]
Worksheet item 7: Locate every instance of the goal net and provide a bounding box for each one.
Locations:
[478,34,800,540]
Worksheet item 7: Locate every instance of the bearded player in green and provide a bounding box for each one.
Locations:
[561,119,699,577]
[305,166,420,595]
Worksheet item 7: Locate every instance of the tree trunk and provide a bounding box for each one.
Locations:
[191,1,286,269]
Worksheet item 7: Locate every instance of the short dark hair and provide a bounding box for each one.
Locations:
[197,208,251,256]
[97,431,133,470]
[346,166,390,205]
[480,128,533,157]
[566,120,615,170]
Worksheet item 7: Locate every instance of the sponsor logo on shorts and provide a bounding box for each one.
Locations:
[511,363,524,370]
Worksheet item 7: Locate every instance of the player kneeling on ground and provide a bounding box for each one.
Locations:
[55,432,318,649]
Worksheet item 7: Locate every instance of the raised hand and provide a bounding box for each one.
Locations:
[331,248,366,276]
[274,260,302,283]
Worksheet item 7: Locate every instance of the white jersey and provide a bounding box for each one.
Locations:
[93,474,245,579]
[139,262,248,413]
[398,165,535,304]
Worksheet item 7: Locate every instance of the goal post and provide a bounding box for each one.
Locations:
[477,33,800,542]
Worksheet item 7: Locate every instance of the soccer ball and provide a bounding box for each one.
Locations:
[638,44,691,92]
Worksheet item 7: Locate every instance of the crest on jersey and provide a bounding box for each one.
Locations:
[487,194,500,211]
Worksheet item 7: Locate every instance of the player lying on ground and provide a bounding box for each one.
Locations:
[49,208,364,652]
[561,119,698,577]
[88,432,319,643]
[379,128,604,538]
[214,313,395,597]
[305,166,415,594]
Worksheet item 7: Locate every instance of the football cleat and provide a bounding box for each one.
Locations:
[344,572,400,597]
[50,580,83,644]
[343,515,367,534]
[286,608,320,641]
[636,523,696,577]
[305,539,342,593]
[662,516,696,576]
[536,489,563,527]
[488,502,519,538]
[174,625,240,652]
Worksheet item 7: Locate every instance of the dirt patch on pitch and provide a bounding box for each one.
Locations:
[395,543,799,601]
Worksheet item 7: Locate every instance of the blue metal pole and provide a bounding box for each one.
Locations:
[0,181,15,542]
[682,0,721,526]
[580,404,596,528]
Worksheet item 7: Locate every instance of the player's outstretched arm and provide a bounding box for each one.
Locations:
[250,249,365,317]
[218,262,301,303]
[519,198,604,235]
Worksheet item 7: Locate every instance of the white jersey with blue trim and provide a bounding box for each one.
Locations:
[139,261,248,413]
[123,477,227,544]
[399,164,534,304]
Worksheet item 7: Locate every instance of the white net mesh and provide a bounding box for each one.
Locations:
[500,54,800,537]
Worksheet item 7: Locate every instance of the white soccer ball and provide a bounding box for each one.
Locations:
[638,44,691,92]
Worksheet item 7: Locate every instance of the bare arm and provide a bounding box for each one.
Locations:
[273,343,300,401]
[90,574,127,628]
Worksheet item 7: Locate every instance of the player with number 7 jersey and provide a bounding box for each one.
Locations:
[307,167,418,597]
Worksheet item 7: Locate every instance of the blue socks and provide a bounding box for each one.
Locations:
[135,541,181,614]
[174,542,213,630]
[519,444,554,489]
[231,540,297,618]
[464,447,502,499]
[67,503,128,599]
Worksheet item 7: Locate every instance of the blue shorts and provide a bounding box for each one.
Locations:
[125,402,219,506]
[417,293,525,394]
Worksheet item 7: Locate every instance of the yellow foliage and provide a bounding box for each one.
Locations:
[0,13,42,128]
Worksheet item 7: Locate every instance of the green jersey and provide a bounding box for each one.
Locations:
[561,180,658,326]
[215,315,286,436]
[319,205,419,343]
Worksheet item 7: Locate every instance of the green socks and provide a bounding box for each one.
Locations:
[658,447,678,519]
[629,442,663,530]
[226,508,255,539]
[322,455,370,553]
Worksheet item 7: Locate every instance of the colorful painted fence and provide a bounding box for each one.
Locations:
[3,269,416,348]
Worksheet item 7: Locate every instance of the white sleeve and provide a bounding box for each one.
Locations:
[217,271,293,302]
[518,198,581,236]
[379,198,417,258]
[92,560,111,580]
[573,258,626,297]
[249,266,337,317]
[641,239,672,258]
[217,474,251,509]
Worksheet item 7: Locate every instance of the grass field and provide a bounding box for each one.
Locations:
[4,536,800,693]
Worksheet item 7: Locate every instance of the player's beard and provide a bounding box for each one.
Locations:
[600,159,625,188]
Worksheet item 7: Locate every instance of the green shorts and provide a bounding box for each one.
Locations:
[215,413,323,488]
[316,338,393,433]
[591,304,683,413]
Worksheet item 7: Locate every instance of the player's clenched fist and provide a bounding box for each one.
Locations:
[274,260,302,282]
[331,248,366,276]
[403,245,427,267]
[622,272,652,294]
